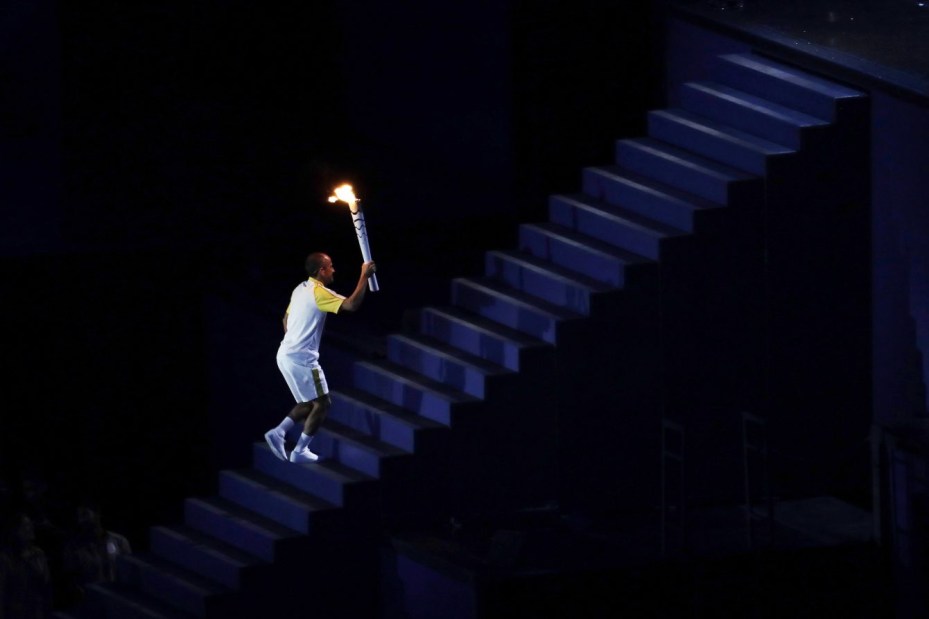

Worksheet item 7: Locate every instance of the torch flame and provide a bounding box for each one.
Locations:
[328,184,358,205]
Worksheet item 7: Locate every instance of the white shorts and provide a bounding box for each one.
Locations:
[277,352,329,403]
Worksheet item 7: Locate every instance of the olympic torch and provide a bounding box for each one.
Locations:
[328,184,379,291]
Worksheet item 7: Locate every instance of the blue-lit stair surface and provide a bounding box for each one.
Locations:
[547,191,684,259]
[418,305,551,371]
[81,51,868,619]
[713,53,865,121]
[329,386,447,452]
[679,81,829,149]
[216,468,338,533]
[616,137,759,204]
[313,419,410,478]
[485,249,613,315]
[450,277,584,344]
[183,495,306,563]
[252,442,378,509]
[647,108,793,176]
[518,222,649,288]
[387,331,516,399]
[353,359,483,426]
[579,165,723,230]
[149,524,269,590]
[115,553,239,618]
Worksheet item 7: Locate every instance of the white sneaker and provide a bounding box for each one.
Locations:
[264,429,288,461]
[289,447,319,464]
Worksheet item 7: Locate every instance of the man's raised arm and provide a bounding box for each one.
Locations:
[340,262,377,312]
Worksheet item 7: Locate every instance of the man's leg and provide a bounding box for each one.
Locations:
[288,401,314,423]
[270,359,331,463]
[302,394,331,435]
[265,400,314,461]
[290,395,331,464]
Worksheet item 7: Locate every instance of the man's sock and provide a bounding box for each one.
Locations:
[295,432,313,451]
[274,417,295,435]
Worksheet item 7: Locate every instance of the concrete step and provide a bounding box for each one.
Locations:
[217,468,339,533]
[387,332,514,399]
[679,81,829,149]
[614,137,759,205]
[485,250,612,315]
[251,441,378,509]
[329,387,447,452]
[714,52,866,122]
[581,164,722,231]
[548,192,683,259]
[116,553,239,618]
[353,359,482,425]
[647,108,794,176]
[149,524,268,590]
[417,306,551,372]
[451,277,581,344]
[183,496,303,563]
[518,222,652,288]
[315,419,412,478]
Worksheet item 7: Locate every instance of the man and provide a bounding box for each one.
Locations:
[264,252,376,463]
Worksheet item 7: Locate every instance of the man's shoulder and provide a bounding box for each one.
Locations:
[310,279,343,299]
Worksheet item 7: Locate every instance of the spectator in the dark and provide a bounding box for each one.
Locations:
[19,475,66,609]
[61,500,131,604]
[0,511,52,619]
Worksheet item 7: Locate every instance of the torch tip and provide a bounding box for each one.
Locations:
[329,183,359,206]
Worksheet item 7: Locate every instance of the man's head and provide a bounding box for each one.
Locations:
[306,252,335,284]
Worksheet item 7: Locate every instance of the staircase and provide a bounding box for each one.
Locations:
[72,51,867,618]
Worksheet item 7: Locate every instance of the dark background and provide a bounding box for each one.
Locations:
[1,0,661,543]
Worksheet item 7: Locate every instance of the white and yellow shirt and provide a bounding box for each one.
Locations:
[277,277,345,365]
